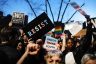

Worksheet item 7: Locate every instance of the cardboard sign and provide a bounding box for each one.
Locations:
[12,12,25,26]
[74,29,87,37]
[43,36,58,50]
[23,12,54,40]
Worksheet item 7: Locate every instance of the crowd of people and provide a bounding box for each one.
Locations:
[0,16,96,64]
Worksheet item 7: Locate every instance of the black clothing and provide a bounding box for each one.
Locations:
[62,21,93,64]
[23,48,46,64]
[0,45,18,64]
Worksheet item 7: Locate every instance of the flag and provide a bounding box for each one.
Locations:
[55,26,62,34]
[54,22,64,38]
[54,25,63,38]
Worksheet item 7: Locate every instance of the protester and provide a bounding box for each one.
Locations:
[81,54,96,64]
[62,37,76,64]
[0,11,96,64]
[0,27,21,64]
[17,41,40,64]
[58,33,66,52]
[60,17,95,64]
[44,50,62,64]
[17,39,46,64]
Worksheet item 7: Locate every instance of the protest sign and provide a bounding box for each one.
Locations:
[74,29,87,37]
[69,22,82,36]
[43,36,58,50]
[11,12,25,26]
[70,2,87,16]
[23,12,54,40]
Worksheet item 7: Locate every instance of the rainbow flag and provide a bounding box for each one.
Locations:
[54,22,64,38]
[54,25,62,37]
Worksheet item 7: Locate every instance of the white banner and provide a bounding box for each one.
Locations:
[69,22,82,36]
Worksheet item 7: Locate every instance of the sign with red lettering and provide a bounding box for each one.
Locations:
[70,2,87,16]
[43,36,58,51]
[23,12,54,40]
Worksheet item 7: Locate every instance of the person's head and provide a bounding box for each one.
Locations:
[17,42,23,51]
[36,39,43,47]
[81,54,96,64]
[0,27,20,44]
[66,38,73,49]
[58,39,63,50]
[44,50,62,64]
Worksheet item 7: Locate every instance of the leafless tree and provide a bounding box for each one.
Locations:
[25,0,45,17]
[0,0,8,13]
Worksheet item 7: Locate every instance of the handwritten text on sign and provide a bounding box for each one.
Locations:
[43,36,58,50]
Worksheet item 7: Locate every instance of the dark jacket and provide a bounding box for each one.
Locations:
[0,44,18,64]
